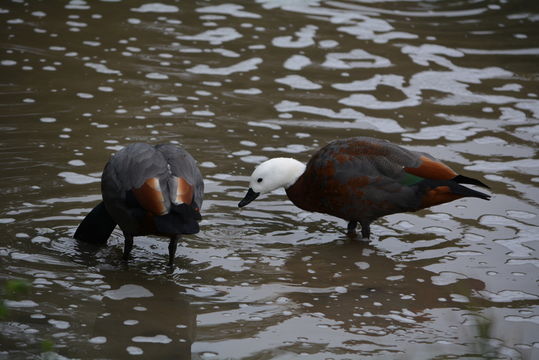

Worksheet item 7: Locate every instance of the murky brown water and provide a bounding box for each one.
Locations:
[1,1,539,359]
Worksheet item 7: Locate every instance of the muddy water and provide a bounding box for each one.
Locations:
[1,1,538,359]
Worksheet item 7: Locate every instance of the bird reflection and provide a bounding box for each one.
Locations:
[281,240,485,331]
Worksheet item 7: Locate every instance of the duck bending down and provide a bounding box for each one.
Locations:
[238,136,490,239]
[74,143,204,266]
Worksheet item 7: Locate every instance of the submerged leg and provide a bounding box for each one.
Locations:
[123,233,134,261]
[360,221,371,240]
[168,234,180,266]
[347,221,357,236]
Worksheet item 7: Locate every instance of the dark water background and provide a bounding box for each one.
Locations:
[1,0,538,359]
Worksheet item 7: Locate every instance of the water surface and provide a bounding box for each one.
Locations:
[1,1,538,359]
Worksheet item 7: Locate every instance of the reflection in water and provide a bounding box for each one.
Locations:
[1,0,539,359]
[190,242,486,358]
[85,277,195,360]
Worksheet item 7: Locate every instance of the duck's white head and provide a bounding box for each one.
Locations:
[238,157,306,207]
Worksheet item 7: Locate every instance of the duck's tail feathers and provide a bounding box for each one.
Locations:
[74,201,116,244]
[452,183,491,201]
[453,174,490,189]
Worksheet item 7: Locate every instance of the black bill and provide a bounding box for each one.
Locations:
[238,188,260,208]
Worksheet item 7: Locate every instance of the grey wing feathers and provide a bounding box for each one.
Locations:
[155,144,204,208]
[104,143,167,191]
[102,143,203,208]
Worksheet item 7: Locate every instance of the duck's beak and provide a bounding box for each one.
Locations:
[238,188,260,208]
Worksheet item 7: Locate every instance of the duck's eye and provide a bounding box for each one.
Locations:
[257,178,263,183]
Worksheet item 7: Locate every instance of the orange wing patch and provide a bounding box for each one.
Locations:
[175,177,193,205]
[132,177,167,216]
[404,156,457,180]
[421,186,462,208]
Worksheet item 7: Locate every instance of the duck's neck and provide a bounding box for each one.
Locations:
[281,158,306,189]
[285,167,316,212]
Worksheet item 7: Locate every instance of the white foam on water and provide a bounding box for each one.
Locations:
[84,62,121,75]
[197,4,261,19]
[240,155,268,164]
[31,236,51,244]
[247,121,281,130]
[146,72,168,80]
[340,92,420,110]
[283,54,311,71]
[323,49,391,69]
[200,161,216,168]
[494,83,522,92]
[431,271,467,286]
[131,3,179,13]
[132,335,172,343]
[188,58,262,75]
[68,159,85,166]
[333,74,405,92]
[126,346,143,355]
[171,107,186,114]
[467,159,539,174]
[193,110,215,116]
[273,25,317,48]
[404,122,483,141]
[104,284,154,300]
[274,100,404,133]
[58,172,100,185]
[196,122,216,128]
[31,11,47,17]
[83,41,101,47]
[506,210,536,220]
[233,88,262,95]
[48,319,70,329]
[178,27,242,45]
[262,144,309,154]
[479,290,539,302]
[5,300,39,308]
[319,39,338,48]
[505,315,539,325]
[275,75,321,90]
[89,336,107,344]
[1,60,17,66]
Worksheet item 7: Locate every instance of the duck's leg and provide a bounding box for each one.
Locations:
[123,233,134,261]
[347,221,357,236]
[168,234,180,266]
[359,221,371,240]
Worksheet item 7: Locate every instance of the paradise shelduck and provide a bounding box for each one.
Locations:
[74,143,204,266]
[238,136,490,239]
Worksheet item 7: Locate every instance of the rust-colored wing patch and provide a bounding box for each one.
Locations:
[421,186,462,208]
[132,177,167,216]
[404,155,457,180]
[176,177,194,205]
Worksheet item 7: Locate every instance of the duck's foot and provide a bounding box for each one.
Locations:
[347,221,371,242]
[346,221,357,237]
[360,222,371,242]
[122,233,133,261]
[167,234,180,267]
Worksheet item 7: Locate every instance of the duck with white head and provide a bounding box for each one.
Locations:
[238,157,305,207]
[238,136,491,239]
